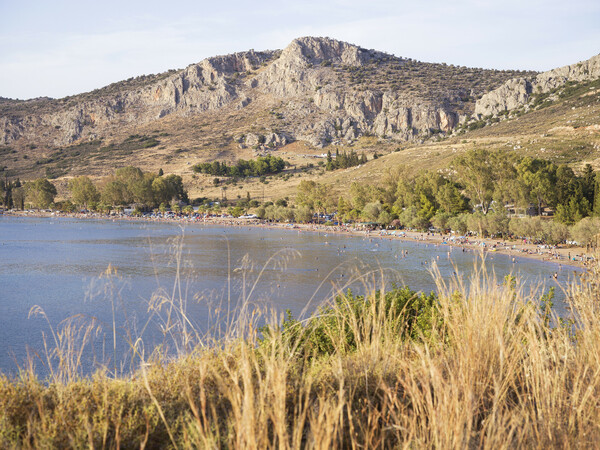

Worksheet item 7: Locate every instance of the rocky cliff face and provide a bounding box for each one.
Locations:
[0,37,531,149]
[475,54,600,117]
[0,49,276,146]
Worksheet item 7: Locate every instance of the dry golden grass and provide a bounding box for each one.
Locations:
[1,255,600,448]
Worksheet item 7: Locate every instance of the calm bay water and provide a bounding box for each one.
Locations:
[0,216,574,376]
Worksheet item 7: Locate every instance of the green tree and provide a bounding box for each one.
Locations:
[296,180,329,213]
[399,171,443,216]
[337,197,350,219]
[486,211,510,237]
[491,151,519,206]
[193,155,286,177]
[101,180,128,206]
[68,176,99,209]
[555,196,590,225]
[129,173,155,206]
[516,157,556,215]
[115,166,144,187]
[294,205,313,223]
[431,211,453,230]
[447,213,469,235]
[55,200,76,213]
[326,149,334,171]
[466,212,490,236]
[570,217,600,247]
[435,182,469,215]
[542,220,569,245]
[581,163,595,205]
[256,206,266,219]
[24,178,57,209]
[453,149,496,214]
[509,217,546,241]
[11,186,25,210]
[349,182,370,211]
[417,193,436,223]
[362,202,382,222]
[593,172,600,217]
[377,209,393,226]
[230,206,244,218]
[555,165,577,206]
[152,177,175,206]
[110,166,146,205]
[397,205,420,229]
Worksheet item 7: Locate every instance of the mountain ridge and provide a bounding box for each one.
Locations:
[0,36,532,152]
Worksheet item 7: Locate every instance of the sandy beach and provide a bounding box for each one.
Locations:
[246,220,592,269]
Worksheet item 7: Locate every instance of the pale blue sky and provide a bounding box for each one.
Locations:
[1,0,599,100]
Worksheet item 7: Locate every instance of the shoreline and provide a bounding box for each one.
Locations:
[2,210,594,269]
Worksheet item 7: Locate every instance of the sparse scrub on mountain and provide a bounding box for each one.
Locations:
[335,57,531,113]
[475,56,600,117]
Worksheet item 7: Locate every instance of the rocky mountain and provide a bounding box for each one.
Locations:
[475,54,600,117]
[1,37,531,152]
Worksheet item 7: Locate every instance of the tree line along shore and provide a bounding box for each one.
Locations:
[2,148,600,266]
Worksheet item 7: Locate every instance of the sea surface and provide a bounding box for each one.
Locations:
[0,216,576,377]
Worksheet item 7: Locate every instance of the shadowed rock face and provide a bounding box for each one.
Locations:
[475,54,600,117]
[0,36,534,149]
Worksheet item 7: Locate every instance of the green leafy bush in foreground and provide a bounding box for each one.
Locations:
[260,286,439,357]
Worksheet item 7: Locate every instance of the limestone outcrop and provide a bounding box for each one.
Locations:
[475,54,600,117]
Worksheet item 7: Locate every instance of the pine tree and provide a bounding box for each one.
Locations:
[593,172,600,216]
[326,150,334,171]
[582,164,596,204]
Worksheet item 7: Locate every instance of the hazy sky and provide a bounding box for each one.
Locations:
[1,0,599,100]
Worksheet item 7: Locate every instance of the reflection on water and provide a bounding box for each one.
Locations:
[0,216,578,376]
